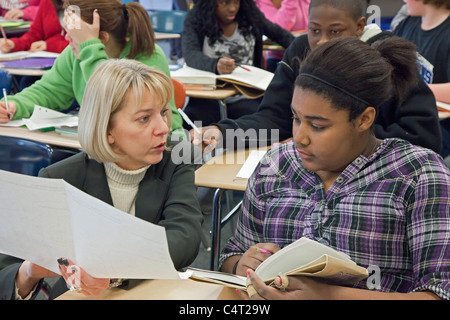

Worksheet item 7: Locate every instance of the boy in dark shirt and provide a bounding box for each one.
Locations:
[192,0,442,154]
[394,0,450,157]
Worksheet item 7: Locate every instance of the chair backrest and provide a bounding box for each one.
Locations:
[0,136,53,176]
[171,78,186,109]
[148,10,187,34]
[139,0,172,11]
[0,70,12,94]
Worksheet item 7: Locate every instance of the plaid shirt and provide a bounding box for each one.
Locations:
[220,138,450,299]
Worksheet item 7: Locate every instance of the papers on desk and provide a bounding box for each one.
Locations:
[0,169,180,280]
[171,65,274,99]
[236,150,267,179]
[0,50,60,61]
[0,105,78,130]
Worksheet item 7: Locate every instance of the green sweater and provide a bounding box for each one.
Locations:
[7,38,185,138]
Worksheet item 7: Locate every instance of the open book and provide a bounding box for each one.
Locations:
[187,237,368,290]
[437,101,450,113]
[171,65,274,99]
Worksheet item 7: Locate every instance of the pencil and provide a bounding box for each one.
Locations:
[0,25,7,40]
[236,64,251,72]
[178,108,201,134]
[2,88,10,120]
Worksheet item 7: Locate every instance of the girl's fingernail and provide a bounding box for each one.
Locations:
[247,270,251,276]
[236,289,241,294]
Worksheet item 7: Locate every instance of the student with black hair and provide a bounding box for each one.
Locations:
[181,0,295,127]
[222,36,450,300]
[192,0,442,154]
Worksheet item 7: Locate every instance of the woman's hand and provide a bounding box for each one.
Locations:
[57,258,110,296]
[63,9,100,58]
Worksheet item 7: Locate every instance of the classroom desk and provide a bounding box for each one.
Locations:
[185,87,238,120]
[56,278,240,300]
[195,147,267,270]
[155,32,181,40]
[2,67,46,77]
[3,22,30,36]
[0,126,81,149]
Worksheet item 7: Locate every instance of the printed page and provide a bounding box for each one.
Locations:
[0,170,180,279]
[22,105,78,130]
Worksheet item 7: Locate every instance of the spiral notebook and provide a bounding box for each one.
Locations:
[0,57,56,70]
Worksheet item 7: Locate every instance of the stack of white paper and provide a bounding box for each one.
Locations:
[0,170,180,279]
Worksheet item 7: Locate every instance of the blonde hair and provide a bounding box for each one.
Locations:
[78,59,173,163]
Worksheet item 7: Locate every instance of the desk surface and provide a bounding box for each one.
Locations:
[0,126,81,149]
[2,67,47,76]
[56,278,240,300]
[155,32,181,40]
[195,148,261,191]
[186,87,238,100]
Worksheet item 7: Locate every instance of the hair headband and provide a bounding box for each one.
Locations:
[298,73,371,107]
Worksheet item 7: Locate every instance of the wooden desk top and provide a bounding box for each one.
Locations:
[56,278,240,300]
[155,32,181,40]
[195,148,260,191]
[0,126,81,149]
[186,87,238,100]
[2,67,47,76]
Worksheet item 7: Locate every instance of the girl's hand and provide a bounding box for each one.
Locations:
[241,270,333,300]
[0,38,15,53]
[57,258,110,296]
[0,100,17,123]
[30,41,47,52]
[63,9,100,58]
[234,243,280,276]
[217,56,237,74]
[4,8,24,20]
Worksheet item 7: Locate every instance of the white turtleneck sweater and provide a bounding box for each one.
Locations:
[104,162,150,216]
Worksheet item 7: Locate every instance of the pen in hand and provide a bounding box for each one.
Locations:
[2,88,10,120]
[235,64,251,72]
[178,108,201,134]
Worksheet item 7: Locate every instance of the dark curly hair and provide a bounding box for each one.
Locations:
[191,0,264,45]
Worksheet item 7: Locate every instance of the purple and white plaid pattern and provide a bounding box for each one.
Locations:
[220,138,450,299]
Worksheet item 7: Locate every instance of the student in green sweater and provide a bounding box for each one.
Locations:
[0,0,185,138]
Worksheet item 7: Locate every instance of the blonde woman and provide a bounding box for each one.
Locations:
[0,59,203,300]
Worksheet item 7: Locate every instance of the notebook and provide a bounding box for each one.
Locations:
[0,57,56,70]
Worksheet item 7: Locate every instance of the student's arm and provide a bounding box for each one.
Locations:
[213,36,305,148]
[182,10,219,73]
[21,3,40,21]
[245,272,441,300]
[10,2,47,51]
[429,83,450,104]
[260,11,295,49]
[6,46,76,120]
[45,32,70,54]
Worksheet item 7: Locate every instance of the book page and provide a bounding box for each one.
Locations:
[0,170,180,279]
[217,65,274,90]
[255,237,354,281]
